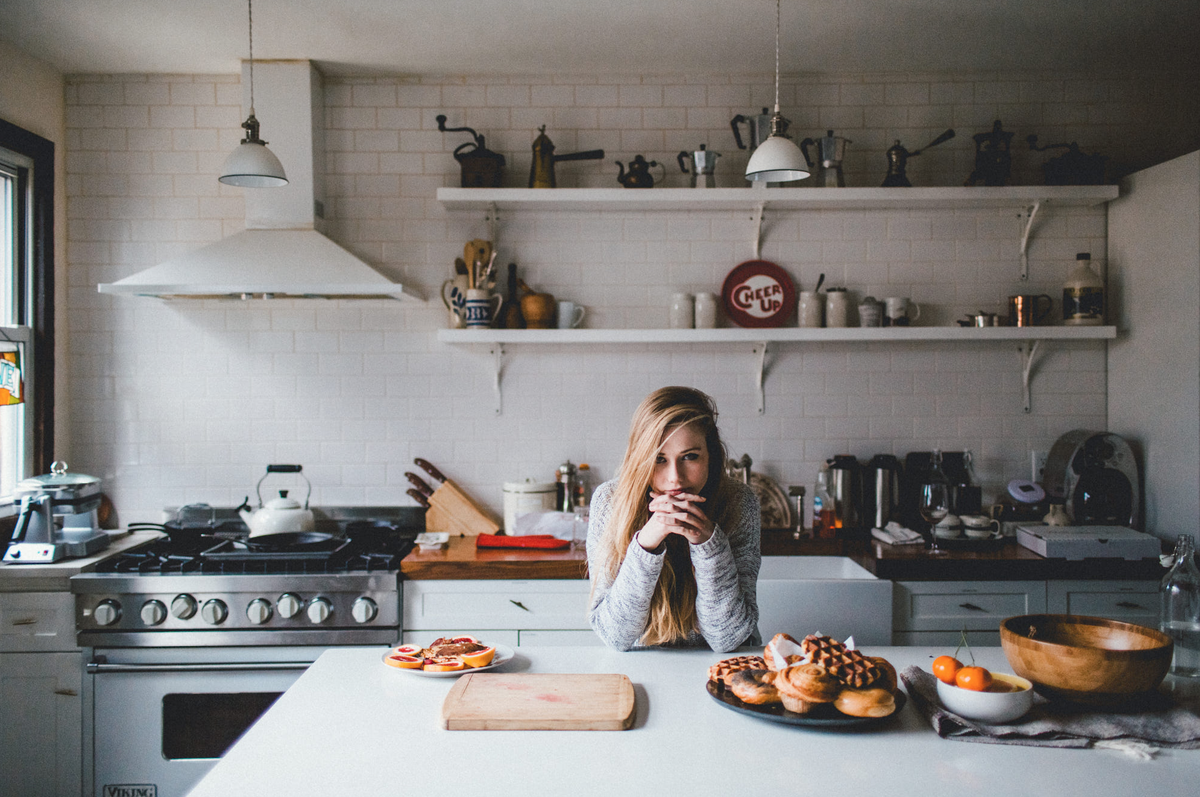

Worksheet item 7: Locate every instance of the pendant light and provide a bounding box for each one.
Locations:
[744,0,810,183]
[219,0,288,187]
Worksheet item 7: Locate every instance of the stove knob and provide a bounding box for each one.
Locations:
[93,599,122,627]
[277,593,303,619]
[351,597,378,624]
[170,594,197,620]
[200,599,228,625]
[246,598,273,625]
[306,597,332,624]
[140,599,167,626]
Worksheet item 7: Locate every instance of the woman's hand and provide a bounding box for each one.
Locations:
[636,490,715,550]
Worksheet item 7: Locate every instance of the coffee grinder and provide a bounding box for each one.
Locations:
[4,462,109,563]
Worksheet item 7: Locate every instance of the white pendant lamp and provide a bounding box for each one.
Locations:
[745,0,810,183]
[219,0,288,188]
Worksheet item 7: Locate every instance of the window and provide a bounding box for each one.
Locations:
[0,119,54,497]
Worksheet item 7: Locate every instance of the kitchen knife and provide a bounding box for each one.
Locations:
[405,472,434,497]
[406,488,430,509]
[414,458,448,484]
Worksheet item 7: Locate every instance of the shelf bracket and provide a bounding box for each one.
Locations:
[1018,201,1041,282]
[1019,339,1043,413]
[751,202,766,259]
[490,344,504,415]
[753,341,770,414]
[485,202,499,246]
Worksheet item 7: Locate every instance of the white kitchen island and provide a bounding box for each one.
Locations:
[185,646,1200,797]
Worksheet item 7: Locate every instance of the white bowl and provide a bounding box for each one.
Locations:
[963,526,994,539]
[936,672,1034,723]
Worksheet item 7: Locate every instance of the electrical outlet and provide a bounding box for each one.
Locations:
[1031,450,1048,483]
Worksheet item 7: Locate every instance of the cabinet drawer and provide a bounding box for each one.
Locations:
[402,580,591,631]
[893,630,1002,647]
[1046,580,1159,624]
[893,581,1047,632]
[518,629,604,647]
[0,592,76,653]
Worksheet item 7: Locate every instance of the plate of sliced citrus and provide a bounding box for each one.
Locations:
[382,636,514,677]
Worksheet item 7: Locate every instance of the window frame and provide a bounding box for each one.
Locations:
[0,118,55,482]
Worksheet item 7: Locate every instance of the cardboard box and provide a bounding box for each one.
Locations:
[1016,525,1163,561]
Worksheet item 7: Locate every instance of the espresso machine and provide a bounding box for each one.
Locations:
[4,461,109,563]
[1042,429,1139,527]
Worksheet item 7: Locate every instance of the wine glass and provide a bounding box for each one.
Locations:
[920,480,951,555]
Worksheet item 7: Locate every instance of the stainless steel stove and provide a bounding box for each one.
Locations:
[72,505,421,797]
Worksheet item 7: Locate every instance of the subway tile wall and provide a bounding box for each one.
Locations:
[63,70,1195,522]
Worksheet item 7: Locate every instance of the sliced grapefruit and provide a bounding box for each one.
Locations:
[461,646,496,668]
[450,635,481,645]
[392,644,422,656]
[423,658,466,672]
[383,653,424,669]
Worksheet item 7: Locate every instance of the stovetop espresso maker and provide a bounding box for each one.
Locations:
[4,461,109,563]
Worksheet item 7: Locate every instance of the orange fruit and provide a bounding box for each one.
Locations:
[384,654,423,669]
[461,646,496,668]
[955,666,993,691]
[931,655,962,685]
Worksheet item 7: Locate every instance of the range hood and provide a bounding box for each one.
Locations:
[98,61,421,301]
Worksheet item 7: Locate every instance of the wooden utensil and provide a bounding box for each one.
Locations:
[442,673,636,730]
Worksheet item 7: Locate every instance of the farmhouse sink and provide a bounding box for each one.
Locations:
[756,556,892,646]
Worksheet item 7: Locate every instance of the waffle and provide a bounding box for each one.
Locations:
[707,655,767,687]
[800,634,884,689]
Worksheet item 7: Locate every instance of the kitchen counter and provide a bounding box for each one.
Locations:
[185,645,1200,797]
[402,532,1166,582]
[0,530,159,592]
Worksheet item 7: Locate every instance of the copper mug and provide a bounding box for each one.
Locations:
[1008,294,1053,327]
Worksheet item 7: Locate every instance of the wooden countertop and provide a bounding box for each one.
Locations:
[403,531,1167,582]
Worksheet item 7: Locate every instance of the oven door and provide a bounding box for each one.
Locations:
[86,646,331,797]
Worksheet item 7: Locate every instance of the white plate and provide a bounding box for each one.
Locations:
[381,643,515,677]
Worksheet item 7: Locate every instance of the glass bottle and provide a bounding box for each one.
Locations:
[812,469,836,541]
[1062,252,1104,326]
[1160,534,1200,678]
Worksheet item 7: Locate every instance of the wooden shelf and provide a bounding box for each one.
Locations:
[437,326,1117,345]
[437,186,1120,212]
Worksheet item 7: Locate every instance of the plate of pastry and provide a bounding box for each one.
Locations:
[705,633,906,728]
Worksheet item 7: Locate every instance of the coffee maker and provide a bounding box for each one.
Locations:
[1042,430,1139,528]
[4,462,109,563]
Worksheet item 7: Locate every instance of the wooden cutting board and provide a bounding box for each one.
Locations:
[441,673,636,731]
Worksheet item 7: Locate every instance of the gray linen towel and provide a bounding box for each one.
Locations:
[900,665,1200,754]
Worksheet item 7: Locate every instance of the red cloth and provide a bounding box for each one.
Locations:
[475,534,571,549]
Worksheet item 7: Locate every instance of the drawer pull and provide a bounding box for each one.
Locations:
[1115,601,1147,610]
[509,600,530,612]
[54,689,78,697]
[12,617,38,626]
[958,602,987,612]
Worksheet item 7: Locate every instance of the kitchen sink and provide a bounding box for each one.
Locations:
[755,556,892,646]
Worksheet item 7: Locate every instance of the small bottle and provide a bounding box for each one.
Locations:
[1160,534,1200,678]
[1062,252,1104,326]
[574,463,592,508]
[812,470,836,540]
[787,485,807,539]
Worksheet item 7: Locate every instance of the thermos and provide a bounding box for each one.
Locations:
[825,455,864,533]
[866,454,903,529]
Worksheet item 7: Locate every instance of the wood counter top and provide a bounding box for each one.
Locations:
[402,531,1166,583]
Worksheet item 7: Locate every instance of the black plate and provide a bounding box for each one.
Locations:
[706,680,906,728]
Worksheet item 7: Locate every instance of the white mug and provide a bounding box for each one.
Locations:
[884,297,921,326]
[798,291,824,327]
[694,292,718,329]
[556,300,585,329]
[669,292,694,329]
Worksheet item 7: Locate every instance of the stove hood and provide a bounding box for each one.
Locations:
[98,61,421,301]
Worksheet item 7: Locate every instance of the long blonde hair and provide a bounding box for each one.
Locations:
[600,386,741,646]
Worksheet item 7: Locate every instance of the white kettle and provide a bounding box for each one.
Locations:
[239,465,315,539]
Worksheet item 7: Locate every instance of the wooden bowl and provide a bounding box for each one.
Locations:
[1000,614,1174,707]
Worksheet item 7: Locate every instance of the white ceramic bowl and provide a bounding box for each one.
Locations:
[936,672,1034,723]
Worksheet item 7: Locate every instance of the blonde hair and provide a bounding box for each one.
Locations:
[599,386,741,646]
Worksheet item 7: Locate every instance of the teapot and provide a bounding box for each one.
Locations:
[615,155,663,188]
[238,465,315,538]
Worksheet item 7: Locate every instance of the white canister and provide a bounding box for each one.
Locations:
[798,291,825,327]
[502,480,557,533]
[694,292,718,328]
[826,288,850,328]
[669,292,694,329]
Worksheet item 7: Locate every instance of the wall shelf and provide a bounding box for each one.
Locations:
[437,326,1117,415]
[437,185,1119,212]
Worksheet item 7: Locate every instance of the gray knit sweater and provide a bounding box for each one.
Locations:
[586,478,761,652]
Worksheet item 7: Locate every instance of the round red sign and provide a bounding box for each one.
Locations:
[721,260,796,328]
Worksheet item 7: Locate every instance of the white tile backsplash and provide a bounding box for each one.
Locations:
[62,69,1197,521]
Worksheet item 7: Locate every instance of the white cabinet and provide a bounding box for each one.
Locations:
[401,579,597,646]
[0,592,82,797]
[1045,580,1160,625]
[892,580,1047,647]
[756,556,892,646]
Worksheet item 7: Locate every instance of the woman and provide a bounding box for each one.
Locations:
[587,386,761,652]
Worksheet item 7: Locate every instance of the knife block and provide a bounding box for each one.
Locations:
[425,479,501,537]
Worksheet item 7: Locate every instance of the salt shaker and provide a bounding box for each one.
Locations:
[669,292,694,329]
